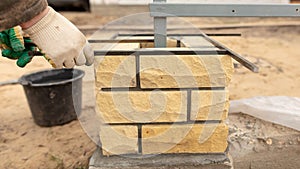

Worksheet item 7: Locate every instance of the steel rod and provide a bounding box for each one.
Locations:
[153,0,167,47]
[200,32,259,73]
[88,39,154,43]
[101,87,225,92]
[117,33,242,37]
[150,3,300,17]
[94,48,228,56]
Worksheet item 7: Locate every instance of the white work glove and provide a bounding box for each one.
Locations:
[23,7,94,68]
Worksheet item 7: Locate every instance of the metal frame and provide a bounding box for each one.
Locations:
[93,38,258,72]
[150,3,300,17]
[151,2,300,48]
[88,33,241,43]
[94,48,228,56]
[153,0,167,48]
[150,1,300,72]
[117,33,241,37]
[89,39,154,43]
[200,33,259,72]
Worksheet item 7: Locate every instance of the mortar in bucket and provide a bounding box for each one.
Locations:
[5,69,85,127]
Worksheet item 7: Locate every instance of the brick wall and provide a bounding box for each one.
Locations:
[95,37,234,156]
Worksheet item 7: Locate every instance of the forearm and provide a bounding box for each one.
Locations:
[20,7,49,29]
[0,0,48,31]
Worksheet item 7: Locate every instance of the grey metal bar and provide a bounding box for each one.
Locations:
[200,32,259,73]
[94,48,228,56]
[150,3,300,17]
[135,52,141,88]
[154,0,167,47]
[186,90,192,121]
[101,87,225,92]
[117,33,242,37]
[104,121,222,126]
[176,39,181,47]
[0,79,20,87]
[137,125,142,154]
[154,17,167,47]
[88,39,154,43]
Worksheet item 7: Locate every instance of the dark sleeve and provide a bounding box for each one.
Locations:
[0,0,48,31]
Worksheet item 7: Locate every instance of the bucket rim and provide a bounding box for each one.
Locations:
[20,68,85,87]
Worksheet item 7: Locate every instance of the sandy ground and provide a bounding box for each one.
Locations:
[0,6,300,169]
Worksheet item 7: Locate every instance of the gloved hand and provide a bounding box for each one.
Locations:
[23,7,94,68]
[0,26,38,67]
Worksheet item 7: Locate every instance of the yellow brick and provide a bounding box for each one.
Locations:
[181,36,216,48]
[100,125,138,156]
[95,56,136,88]
[95,43,140,88]
[93,42,140,50]
[96,91,187,123]
[140,38,183,48]
[140,55,233,88]
[142,123,228,154]
[111,43,140,50]
[191,90,229,121]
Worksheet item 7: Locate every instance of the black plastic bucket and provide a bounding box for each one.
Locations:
[20,69,85,127]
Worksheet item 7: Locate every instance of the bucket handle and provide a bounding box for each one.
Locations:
[0,79,20,87]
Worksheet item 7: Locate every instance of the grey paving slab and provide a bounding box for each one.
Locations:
[89,147,233,169]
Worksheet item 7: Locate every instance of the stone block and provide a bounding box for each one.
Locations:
[140,38,182,48]
[181,36,216,48]
[142,123,228,154]
[95,56,136,88]
[100,125,138,156]
[140,55,233,88]
[92,42,140,51]
[96,91,187,123]
[95,43,140,88]
[191,90,229,121]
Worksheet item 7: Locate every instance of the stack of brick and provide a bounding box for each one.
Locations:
[95,38,234,156]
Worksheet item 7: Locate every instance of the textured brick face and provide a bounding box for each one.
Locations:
[140,55,233,88]
[142,123,228,154]
[97,91,187,124]
[100,123,228,156]
[95,55,136,88]
[95,40,232,156]
[140,38,182,48]
[191,90,229,121]
[100,125,138,156]
[95,43,140,88]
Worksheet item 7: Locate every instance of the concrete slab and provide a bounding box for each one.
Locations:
[89,147,233,169]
